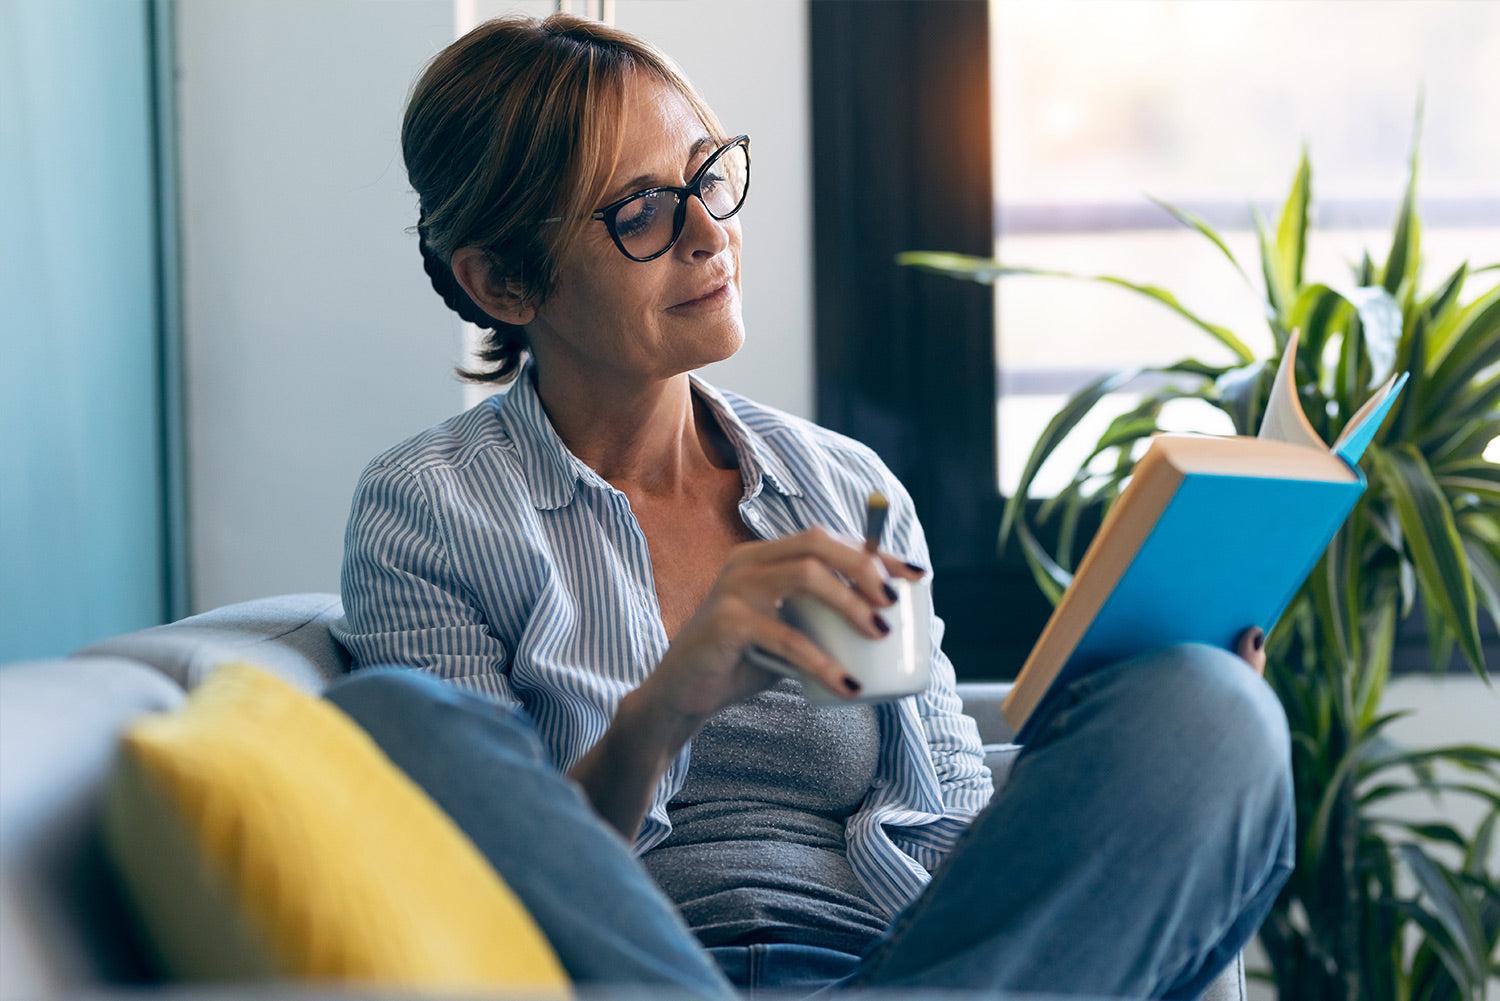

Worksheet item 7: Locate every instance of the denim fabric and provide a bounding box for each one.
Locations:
[323,640,1293,1000]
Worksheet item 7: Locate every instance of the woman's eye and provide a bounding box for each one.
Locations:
[702,170,725,192]
[617,201,656,237]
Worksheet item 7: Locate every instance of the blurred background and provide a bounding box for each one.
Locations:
[2,1,1498,995]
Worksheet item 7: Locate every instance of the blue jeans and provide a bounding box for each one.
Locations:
[323,641,1293,1000]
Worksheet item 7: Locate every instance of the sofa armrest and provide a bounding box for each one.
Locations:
[955,681,1016,744]
[70,593,349,693]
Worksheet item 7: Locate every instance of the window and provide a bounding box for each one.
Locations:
[991,0,1500,497]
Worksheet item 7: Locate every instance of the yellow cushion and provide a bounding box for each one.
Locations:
[102,660,571,995]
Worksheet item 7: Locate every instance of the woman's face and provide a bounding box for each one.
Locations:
[474,72,745,382]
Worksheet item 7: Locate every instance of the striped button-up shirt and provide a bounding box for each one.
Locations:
[331,352,994,919]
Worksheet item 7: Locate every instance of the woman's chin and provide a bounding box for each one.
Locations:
[691,316,746,365]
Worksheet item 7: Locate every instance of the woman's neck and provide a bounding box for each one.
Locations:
[529,358,738,501]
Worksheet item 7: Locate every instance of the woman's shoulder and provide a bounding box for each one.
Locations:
[359,393,517,483]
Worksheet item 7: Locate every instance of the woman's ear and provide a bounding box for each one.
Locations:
[450,246,537,326]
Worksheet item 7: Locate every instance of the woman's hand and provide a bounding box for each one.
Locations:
[638,524,926,726]
[1235,625,1267,676]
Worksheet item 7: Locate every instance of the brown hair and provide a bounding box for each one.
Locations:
[402,13,727,385]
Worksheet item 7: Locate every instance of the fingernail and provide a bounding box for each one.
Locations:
[1253,629,1264,651]
[903,561,927,574]
[881,581,898,603]
[843,675,862,693]
[872,613,890,635]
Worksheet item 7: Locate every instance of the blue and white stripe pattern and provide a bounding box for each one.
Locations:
[331,351,994,919]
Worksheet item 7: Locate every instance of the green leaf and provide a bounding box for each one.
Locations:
[1340,285,1404,387]
[1369,444,1486,678]
[1436,459,1500,506]
[1425,284,1500,417]
[1431,417,1500,469]
[1463,808,1497,879]
[1382,98,1423,297]
[1143,193,1258,296]
[1016,518,1070,606]
[1460,534,1500,636]
[895,252,1256,362]
[1253,202,1292,337]
[1399,842,1488,987]
[1388,898,1476,997]
[1354,598,1397,730]
[1361,780,1500,811]
[1363,744,1500,779]
[1275,146,1312,292]
[1418,261,1470,347]
[1213,359,1272,436]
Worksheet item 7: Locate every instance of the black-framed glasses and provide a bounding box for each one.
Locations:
[542,134,750,262]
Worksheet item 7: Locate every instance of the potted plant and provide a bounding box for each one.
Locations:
[898,102,1499,999]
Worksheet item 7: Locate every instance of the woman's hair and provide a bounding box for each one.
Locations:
[402,13,727,384]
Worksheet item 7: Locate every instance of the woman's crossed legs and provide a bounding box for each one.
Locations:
[323,640,1292,1000]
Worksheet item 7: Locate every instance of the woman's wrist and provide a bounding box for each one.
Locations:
[621,676,706,754]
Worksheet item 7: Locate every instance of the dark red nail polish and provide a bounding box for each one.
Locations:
[881,582,898,602]
[844,675,862,693]
[1253,629,1264,650]
[873,613,890,635]
[904,561,927,574]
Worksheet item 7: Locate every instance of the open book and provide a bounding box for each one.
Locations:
[1001,328,1409,744]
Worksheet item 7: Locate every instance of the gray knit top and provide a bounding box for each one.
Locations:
[639,675,889,954]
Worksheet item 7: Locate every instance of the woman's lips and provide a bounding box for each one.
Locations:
[669,280,732,312]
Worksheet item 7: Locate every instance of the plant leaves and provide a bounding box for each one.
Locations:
[999,367,1143,551]
[1368,444,1486,677]
[1425,283,1500,419]
[1399,842,1488,988]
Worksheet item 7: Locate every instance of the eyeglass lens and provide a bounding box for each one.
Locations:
[613,141,748,259]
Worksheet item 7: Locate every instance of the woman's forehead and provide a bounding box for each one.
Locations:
[611,79,712,175]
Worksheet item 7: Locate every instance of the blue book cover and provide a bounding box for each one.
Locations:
[1005,328,1409,744]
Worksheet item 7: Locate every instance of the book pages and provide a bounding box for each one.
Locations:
[1257,328,1327,451]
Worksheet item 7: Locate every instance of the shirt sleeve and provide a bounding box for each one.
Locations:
[331,458,527,716]
[868,454,996,871]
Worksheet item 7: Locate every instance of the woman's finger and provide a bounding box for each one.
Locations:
[875,551,927,581]
[1236,625,1267,676]
[744,610,862,699]
[758,557,891,639]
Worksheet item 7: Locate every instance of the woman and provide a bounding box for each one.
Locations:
[326,13,1292,1000]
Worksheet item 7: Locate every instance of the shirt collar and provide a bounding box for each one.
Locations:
[492,352,804,511]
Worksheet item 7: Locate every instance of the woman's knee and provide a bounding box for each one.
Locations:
[1112,642,1291,792]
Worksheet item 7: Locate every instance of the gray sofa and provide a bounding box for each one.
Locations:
[0,594,1246,1001]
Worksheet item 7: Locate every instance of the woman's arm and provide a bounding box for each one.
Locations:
[565,677,703,842]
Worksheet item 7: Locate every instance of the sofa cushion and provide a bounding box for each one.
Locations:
[0,657,186,995]
[72,594,349,694]
[101,660,570,994]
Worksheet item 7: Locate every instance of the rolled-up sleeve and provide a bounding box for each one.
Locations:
[331,459,525,715]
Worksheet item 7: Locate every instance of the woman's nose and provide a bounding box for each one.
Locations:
[676,193,730,258]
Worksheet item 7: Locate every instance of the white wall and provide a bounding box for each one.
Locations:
[179,0,812,609]
[177,1,497,610]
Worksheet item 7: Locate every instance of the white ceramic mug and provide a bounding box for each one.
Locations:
[742,574,933,705]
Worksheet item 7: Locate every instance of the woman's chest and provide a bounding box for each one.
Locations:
[629,485,762,644]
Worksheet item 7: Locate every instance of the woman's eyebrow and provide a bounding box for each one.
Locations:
[605,134,716,202]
